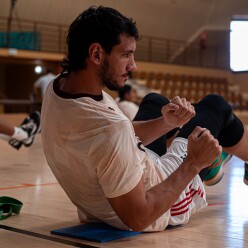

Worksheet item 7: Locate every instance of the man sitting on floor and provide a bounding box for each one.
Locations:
[41,6,248,232]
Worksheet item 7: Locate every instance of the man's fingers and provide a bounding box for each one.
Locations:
[177,101,195,119]
[170,97,195,118]
[175,98,188,117]
[205,139,222,161]
[188,126,222,169]
[171,96,182,105]
[161,103,179,113]
[198,129,211,139]
[189,126,207,140]
[193,129,220,153]
[171,96,186,112]
[181,103,195,119]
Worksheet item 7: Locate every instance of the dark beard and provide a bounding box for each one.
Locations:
[99,59,122,91]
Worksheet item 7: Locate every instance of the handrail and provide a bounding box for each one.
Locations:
[0,16,67,29]
[0,16,229,70]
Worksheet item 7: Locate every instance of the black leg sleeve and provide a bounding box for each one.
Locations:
[178,94,244,147]
[134,93,179,156]
[177,94,244,180]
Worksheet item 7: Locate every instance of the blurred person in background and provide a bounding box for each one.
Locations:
[33,68,56,101]
[117,84,139,120]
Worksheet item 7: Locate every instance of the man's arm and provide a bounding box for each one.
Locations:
[107,127,221,231]
[132,117,173,146]
[133,96,195,146]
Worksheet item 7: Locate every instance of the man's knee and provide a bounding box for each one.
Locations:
[141,93,170,106]
[198,94,236,128]
[199,94,232,113]
[134,93,170,121]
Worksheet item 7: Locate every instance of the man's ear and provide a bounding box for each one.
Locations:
[89,43,103,65]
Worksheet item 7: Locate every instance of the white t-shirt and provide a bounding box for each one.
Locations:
[34,73,56,97]
[41,75,207,232]
[117,100,139,120]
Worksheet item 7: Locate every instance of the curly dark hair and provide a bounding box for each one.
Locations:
[60,6,139,71]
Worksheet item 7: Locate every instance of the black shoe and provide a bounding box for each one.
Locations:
[22,111,41,147]
[8,111,41,150]
[8,115,31,150]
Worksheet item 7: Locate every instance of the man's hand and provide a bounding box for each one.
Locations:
[161,96,195,129]
[187,126,222,172]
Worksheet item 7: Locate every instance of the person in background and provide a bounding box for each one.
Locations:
[0,111,41,150]
[117,84,139,120]
[33,68,56,101]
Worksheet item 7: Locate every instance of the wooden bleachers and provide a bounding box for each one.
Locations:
[131,71,248,110]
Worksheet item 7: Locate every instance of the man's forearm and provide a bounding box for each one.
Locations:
[140,157,199,228]
[132,117,175,146]
[109,156,200,231]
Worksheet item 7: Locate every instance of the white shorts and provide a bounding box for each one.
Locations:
[146,137,207,228]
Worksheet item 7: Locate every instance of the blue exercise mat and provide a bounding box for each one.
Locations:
[51,222,141,243]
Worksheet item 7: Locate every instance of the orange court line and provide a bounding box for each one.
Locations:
[208,202,226,206]
[0,182,58,190]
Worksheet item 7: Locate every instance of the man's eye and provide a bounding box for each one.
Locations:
[123,53,129,57]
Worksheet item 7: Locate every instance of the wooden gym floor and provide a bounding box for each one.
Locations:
[0,114,248,248]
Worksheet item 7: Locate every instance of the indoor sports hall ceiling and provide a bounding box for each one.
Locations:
[1,0,248,42]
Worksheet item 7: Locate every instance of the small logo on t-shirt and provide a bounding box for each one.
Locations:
[138,141,146,152]
[180,153,187,160]
[135,136,146,153]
